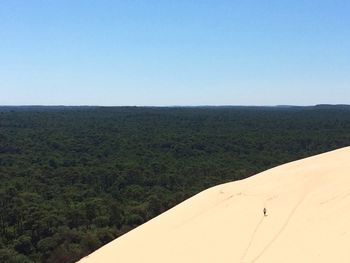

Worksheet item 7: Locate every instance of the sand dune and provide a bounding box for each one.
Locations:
[79,147,350,262]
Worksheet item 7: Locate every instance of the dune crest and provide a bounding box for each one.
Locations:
[79,147,350,262]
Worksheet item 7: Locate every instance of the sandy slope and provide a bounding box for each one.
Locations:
[79,147,350,263]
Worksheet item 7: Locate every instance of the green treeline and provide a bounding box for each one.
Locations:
[0,106,350,262]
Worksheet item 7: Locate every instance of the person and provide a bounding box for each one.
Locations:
[263,207,267,216]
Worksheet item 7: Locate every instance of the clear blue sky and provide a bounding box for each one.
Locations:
[1,0,349,106]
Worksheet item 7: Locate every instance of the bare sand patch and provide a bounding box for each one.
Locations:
[79,147,350,263]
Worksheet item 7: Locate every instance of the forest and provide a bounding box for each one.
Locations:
[1,105,350,262]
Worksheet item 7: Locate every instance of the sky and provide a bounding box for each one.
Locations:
[1,0,349,106]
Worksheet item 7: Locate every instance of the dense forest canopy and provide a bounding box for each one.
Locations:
[1,106,350,262]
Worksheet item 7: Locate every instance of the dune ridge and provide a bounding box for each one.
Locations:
[79,147,350,262]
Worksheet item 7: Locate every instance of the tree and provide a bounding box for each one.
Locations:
[14,235,33,254]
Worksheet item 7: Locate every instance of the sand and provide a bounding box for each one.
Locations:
[79,147,350,263]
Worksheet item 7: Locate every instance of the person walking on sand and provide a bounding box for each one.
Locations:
[263,207,267,216]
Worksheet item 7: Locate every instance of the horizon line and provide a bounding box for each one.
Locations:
[0,104,350,108]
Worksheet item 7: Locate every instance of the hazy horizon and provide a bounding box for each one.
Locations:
[1,104,349,108]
